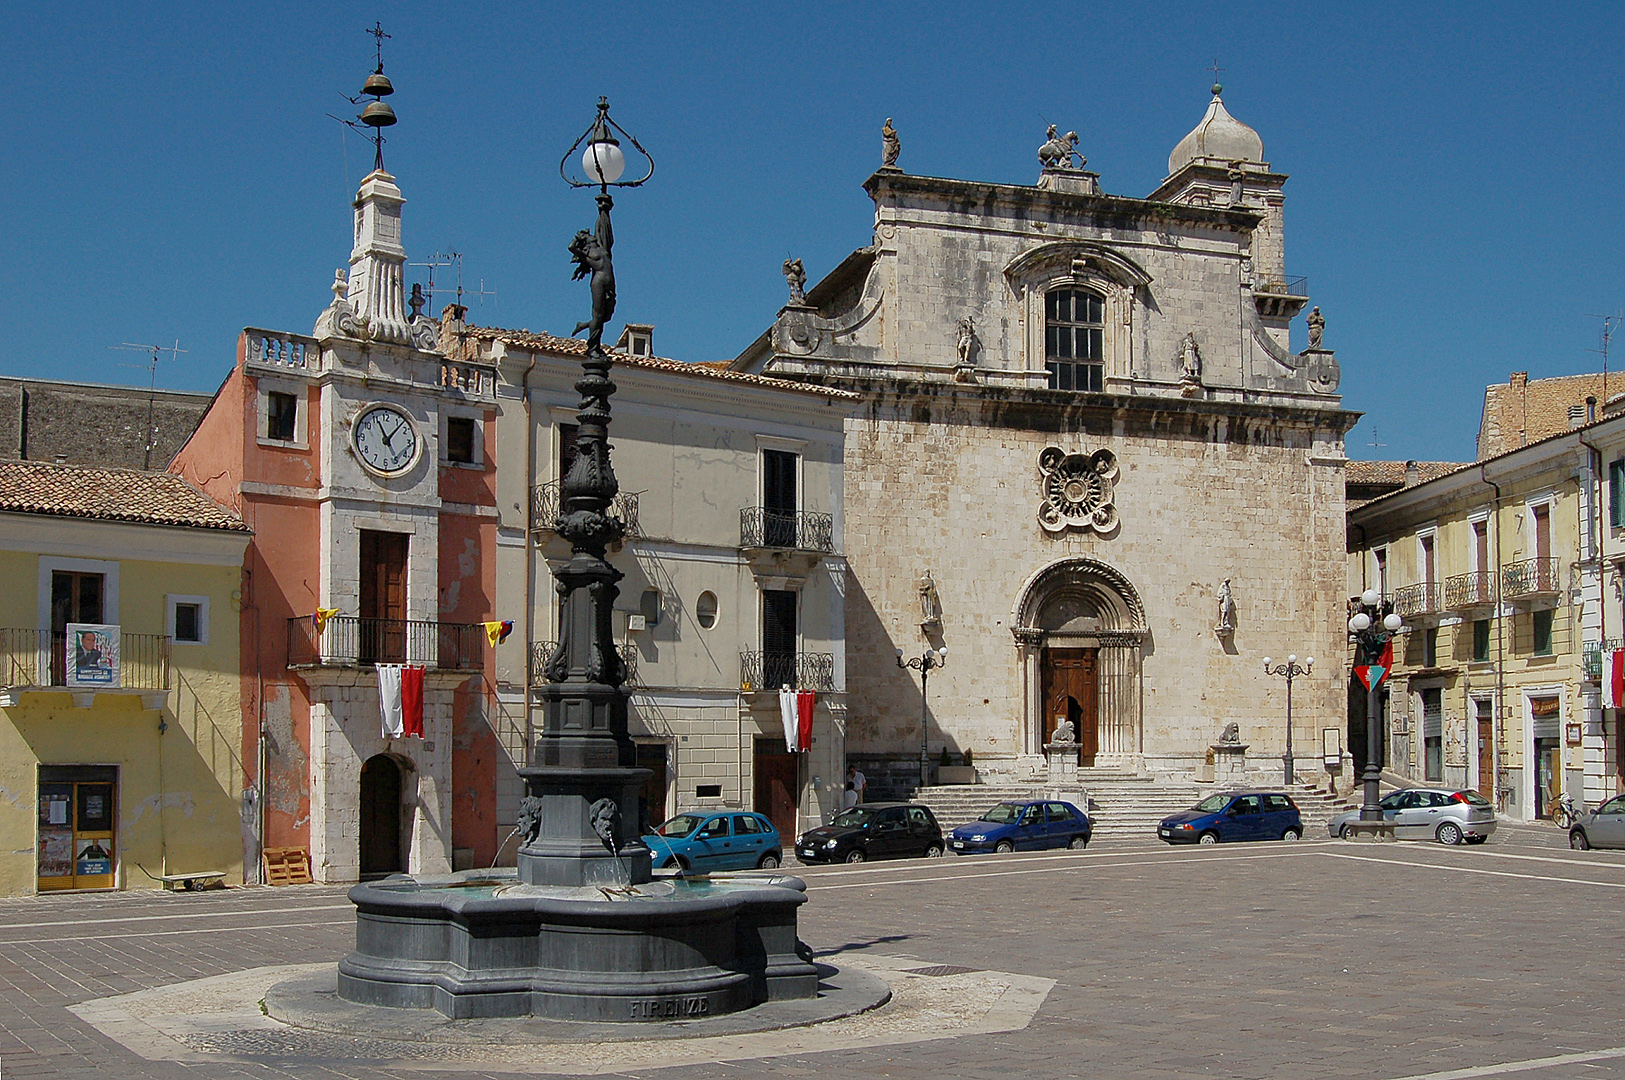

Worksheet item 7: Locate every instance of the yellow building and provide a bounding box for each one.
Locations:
[1348,413,1621,821]
[0,462,250,894]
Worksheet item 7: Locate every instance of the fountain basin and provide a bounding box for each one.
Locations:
[336,868,819,1020]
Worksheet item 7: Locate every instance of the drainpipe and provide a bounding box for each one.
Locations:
[1577,423,1607,801]
[1481,465,1507,812]
[521,350,537,765]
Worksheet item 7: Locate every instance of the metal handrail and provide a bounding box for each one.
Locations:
[1391,581,1442,619]
[1584,638,1622,681]
[739,507,835,553]
[739,651,836,693]
[0,627,170,690]
[528,640,639,687]
[287,616,483,670]
[530,480,641,537]
[1443,571,1496,609]
[1501,558,1563,600]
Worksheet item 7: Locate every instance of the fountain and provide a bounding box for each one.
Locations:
[329,98,822,1022]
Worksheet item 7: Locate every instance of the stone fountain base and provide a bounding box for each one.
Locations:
[335,869,820,1021]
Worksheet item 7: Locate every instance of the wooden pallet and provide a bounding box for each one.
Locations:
[262,847,312,886]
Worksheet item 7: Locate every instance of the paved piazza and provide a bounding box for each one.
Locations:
[1,825,1617,1079]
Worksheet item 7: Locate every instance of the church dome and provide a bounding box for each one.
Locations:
[1167,86,1265,175]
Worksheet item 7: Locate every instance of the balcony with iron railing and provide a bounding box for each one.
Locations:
[739,650,836,693]
[1443,571,1497,612]
[1500,558,1564,605]
[528,640,639,687]
[1583,638,1622,682]
[530,481,641,539]
[1391,581,1444,624]
[287,616,483,671]
[0,627,171,706]
[739,508,834,554]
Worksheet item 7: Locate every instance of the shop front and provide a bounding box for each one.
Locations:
[38,765,117,891]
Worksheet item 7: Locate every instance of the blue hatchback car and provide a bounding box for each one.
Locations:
[644,811,782,872]
[1158,791,1303,845]
[949,799,1091,854]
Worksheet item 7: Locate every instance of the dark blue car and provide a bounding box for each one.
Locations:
[949,800,1091,854]
[1158,791,1303,845]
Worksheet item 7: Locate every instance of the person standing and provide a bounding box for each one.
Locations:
[846,764,867,804]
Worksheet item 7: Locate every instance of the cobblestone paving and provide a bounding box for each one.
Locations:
[1,824,1616,1079]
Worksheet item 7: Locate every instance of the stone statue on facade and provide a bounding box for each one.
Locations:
[1216,577,1236,633]
[1307,306,1325,350]
[1218,722,1241,745]
[1180,332,1202,381]
[956,315,976,365]
[1051,718,1076,744]
[783,258,807,306]
[569,192,617,354]
[1038,125,1083,170]
[919,568,942,632]
[881,117,901,169]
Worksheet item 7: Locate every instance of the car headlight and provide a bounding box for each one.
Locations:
[970,834,987,842]
[1178,823,1194,830]
[824,839,840,850]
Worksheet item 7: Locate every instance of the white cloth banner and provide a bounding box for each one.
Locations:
[377,663,405,738]
[778,686,798,749]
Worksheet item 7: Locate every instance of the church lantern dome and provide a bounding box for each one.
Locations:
[1167,85,1265,175]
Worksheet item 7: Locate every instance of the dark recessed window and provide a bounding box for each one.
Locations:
[695,784,722,799]
[173,603,201,644]
[1423,628,1438,668]
[695,591,718,630]
[1045,288,1105,393]
[1472,619,1490,662]
[1533,609,1554,656]
[267,391,297,442]
[446,417,476,464]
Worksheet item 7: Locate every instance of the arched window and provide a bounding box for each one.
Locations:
[1045,288,1104,392]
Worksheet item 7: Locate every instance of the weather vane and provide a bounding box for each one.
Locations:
[328,23,398,172]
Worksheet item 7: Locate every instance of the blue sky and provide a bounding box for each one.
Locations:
[1,1,1620,463]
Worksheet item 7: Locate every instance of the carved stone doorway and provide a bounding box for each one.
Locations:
[1043,648,1098,765]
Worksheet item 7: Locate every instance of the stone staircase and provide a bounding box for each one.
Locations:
[912,771,1352,843]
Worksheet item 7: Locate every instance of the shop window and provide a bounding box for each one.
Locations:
[38,765,117,891]
[1045,288,1104,393]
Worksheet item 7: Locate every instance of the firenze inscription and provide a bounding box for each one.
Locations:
[629,995,712,1019]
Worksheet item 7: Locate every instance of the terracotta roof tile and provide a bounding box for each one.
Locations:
[1479,372,1617,459]
[1344,460,1466,486]
[0,461,248,532]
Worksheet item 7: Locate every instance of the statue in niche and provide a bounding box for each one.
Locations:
[881,117,901,169]
[956,315,977,366]
[919,569,942,631]
[1038,125,1083,170]
[1216,578,1236,633]
[1052,718,1076,744]
[783,258,807,306]
[1307,306,1325,350]
[1180,332,1202,382]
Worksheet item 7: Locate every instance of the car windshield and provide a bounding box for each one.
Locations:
[1193,794,1232,813]
[657,814,704,838]
[979,803,1024,824]
[830,808,875,828]
[1455,790,1492,807]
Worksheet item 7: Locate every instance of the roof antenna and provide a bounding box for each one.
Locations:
[1587,312,1621,407]
[111,340,187,469]
[328,23,397,173]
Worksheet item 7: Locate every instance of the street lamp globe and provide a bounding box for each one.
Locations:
[1349,612,1372,632]
[1288,654,1297,664]
[1383,613,1403,632]
[1361,588,1381,607]
[1306,657,1315,668]
[582,137,626,185]
[1262,656,1273,669]
[936,647,948,662]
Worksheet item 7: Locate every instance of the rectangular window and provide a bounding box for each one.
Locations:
[1533,609,1554,656]
[558,423,579,478]
[173,603,200,643]
[267,391,297,442]
[1375,548,1388,600]
[1045,287,1105,393]
[762,449,799,547]
[446,417,476,464]
[1422,688,1442,782]
[761,588,798,687]
[1472,619,1490,662]
[1612,460,1625,529]
[1423,627,1438,668]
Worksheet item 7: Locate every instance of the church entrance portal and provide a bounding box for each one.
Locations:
[1043,648,1098,765]
[359,754,404,879]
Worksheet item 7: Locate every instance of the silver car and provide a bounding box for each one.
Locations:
[1568,794,1625,850]
[1326,788,1496,845]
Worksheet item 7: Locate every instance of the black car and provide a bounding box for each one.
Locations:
[795,803,944,864]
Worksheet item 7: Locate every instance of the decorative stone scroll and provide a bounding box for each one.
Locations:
[1037,446,1119,535]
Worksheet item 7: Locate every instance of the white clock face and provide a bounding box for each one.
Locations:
[353,406,418,474]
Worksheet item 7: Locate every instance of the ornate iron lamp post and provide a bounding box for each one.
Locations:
[1348,588,1403,836]
[1262,654,1313,786]
[897,646,947,788]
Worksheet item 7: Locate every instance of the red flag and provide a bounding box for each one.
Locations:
[796,691,815,752]
[401,665,425,738]
[1609,649,1625,711]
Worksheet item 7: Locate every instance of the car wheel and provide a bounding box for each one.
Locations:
[844,848,866,864]
[664,856,688,872]
[924,843,945,858]
[1282,827,1302,841]
[757,852,781,869]
[994,840,1014,854]
[1436,822,1464,846]
[1571,829,1592,851]
[1197,831,1220,846]
[1069,835,1089,850]
[1338,823,1353,839]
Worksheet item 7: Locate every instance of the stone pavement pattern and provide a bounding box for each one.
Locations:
[1,826,1620,1080]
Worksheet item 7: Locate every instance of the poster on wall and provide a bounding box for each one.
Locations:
[65,623,120,688]
[75,838,113,876]
[38,828,72,877]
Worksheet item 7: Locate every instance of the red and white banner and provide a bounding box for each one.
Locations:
[378,664,427,738]
[796,691,815,752]
[1607,649,1625,710]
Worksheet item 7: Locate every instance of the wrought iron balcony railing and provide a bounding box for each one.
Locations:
[530,480,641,538]
[1500,558,1564,602]
[0,628,170,691]
[1584,639,1622,681]
[287,616,483,671]
[739,508,834,553]
[528,640,639,687]
[1443,571,1496,610]
[739,651,836,693]
[1391,582,1443,620]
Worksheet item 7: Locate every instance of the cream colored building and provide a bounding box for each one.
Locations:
[446,321,859,846]
[1347,414,1624,821]
[0,462,250,894]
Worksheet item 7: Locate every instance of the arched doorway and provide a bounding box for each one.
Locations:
[1012,558,1146,765]
[359,754,403,879]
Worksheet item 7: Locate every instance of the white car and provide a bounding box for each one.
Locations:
[1327,788,1496,845]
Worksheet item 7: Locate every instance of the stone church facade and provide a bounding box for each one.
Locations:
[734,90,1358,790]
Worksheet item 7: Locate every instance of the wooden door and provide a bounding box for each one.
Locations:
[1043,648,1099,765]
[1534,504,1552,589]
[50,570,103,686]
[754,739,798,841]
[360,530,408,663]
[359,755,402,877]
[1477,710,1494,799]
[762,449,798,547]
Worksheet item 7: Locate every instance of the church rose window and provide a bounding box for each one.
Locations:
[1045,288,1104,393]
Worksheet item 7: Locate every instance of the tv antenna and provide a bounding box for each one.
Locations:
[1587,312,1621,407]
[327,23,397,174]
[409,249,496,313]
[1367,424,1386,454]
[111,340,187,469]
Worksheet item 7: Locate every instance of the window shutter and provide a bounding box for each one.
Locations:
[1610,460,1625,528]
